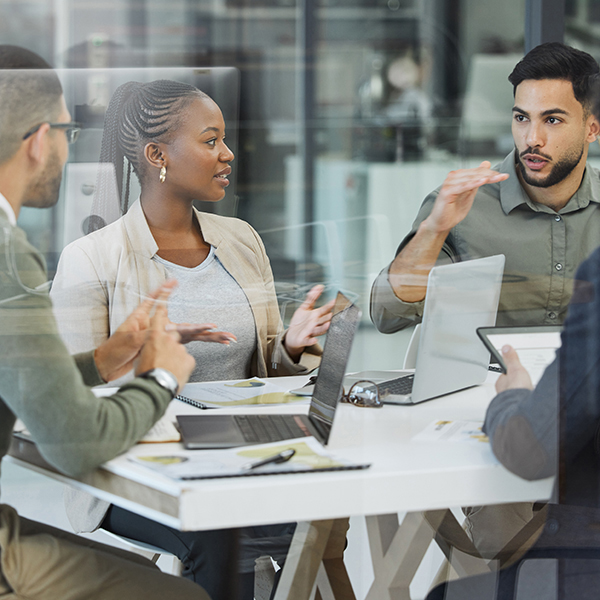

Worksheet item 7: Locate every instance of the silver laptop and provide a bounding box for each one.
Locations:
[367,254,505,404]
[177,292,361,449]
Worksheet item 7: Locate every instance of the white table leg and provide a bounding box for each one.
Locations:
[365,510,496,600]
[422,510,493,580]
[365,513,436,600]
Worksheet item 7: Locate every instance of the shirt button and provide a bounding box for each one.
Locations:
[555,263,563,271]
[548,312,557,320]
[555,215,561,222]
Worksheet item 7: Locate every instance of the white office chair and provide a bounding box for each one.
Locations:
[100,530,183,576]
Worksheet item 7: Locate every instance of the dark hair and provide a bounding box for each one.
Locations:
[508,43,600,110]
[0,45,63,164]
[0,45,53,70]
[90,79,209,230]
[591,74,600,122]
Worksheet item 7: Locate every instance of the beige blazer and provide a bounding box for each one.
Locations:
[51,199,321,532]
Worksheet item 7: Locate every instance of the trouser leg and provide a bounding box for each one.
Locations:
[463,502,537,559]
[103,505,298,600]
[0,505,209,600]
[102,504,239,600]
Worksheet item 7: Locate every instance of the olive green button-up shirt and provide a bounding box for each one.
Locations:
[371,151,600,332]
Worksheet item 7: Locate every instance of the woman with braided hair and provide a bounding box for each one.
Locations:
[50,80,334,599]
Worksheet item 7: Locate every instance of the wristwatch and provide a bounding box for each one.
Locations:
[138,368,179,398]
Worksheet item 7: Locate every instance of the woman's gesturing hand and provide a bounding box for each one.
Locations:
[166,322,237,345]
[284,285,335,362]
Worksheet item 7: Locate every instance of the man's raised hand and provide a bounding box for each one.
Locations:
[423,161,509,235]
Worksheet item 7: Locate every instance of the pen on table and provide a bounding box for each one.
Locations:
[303,375,318,388]
[242,448,296,471]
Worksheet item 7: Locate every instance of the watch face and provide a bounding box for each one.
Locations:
[145,369,178,395]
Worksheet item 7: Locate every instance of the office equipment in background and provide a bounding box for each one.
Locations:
[460,53,522,154]
[177,292,361,449]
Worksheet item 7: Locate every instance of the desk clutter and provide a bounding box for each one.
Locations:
[177,378,306,409]
[129,437,370,480]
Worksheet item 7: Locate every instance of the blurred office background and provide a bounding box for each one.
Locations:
[0,0,591,596]
[9,0,595,360]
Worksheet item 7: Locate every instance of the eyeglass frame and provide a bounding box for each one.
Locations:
[22,122,81,144]
[341,379,383,408]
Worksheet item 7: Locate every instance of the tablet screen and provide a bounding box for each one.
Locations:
[477,326,562,384]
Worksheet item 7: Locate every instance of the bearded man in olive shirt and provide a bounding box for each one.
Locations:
[371,42,600,333]
[0,46,213,600]
[371,43,600,561]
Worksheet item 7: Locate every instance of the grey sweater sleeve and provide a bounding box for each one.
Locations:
[73,351,105,387]
[483,358,559,481]
[0,224,171,478]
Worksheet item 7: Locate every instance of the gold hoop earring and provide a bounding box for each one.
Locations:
[159,165,167,183]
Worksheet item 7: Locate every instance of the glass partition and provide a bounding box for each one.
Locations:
[1,3,549,597]
[6,0,527,371]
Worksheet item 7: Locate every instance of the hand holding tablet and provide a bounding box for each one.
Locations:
[477,325,562,385]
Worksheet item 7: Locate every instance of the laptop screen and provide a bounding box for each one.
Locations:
[308,293,361,441]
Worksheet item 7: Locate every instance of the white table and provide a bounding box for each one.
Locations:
[8,373,554,599]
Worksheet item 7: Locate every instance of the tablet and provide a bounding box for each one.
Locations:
[477,325,562,379]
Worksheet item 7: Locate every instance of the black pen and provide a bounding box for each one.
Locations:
[242,448,296,471]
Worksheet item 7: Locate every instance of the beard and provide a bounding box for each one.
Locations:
[516,144,584,188]
[22,151,64,209]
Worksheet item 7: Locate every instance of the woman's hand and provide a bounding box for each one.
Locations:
[167,322,237,345]
[284,285,335,362]
[94,280,178,382]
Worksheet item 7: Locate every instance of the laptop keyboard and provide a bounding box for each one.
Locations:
[375,374,415,397]
[234,414,308,444]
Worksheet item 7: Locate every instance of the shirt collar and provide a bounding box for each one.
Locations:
[499,149,600,215]
[122,198,224,258]
[0,193,16,226]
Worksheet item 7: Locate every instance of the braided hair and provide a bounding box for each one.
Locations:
[88,79,209,232]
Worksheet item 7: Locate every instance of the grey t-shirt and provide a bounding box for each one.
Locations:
[153,246,256,382]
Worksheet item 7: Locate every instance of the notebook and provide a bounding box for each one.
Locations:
[177,292,361,449]
[369,254,505,404]
[129,437,369,480]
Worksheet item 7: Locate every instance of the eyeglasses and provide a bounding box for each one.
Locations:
[341,380,383,408]
[22,122,81,144]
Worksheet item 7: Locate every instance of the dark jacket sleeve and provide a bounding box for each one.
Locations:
[484,246,600,482]
[484,359,558,480]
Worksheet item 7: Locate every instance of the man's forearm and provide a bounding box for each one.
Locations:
[388,221,449,302]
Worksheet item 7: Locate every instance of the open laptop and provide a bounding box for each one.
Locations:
[177,292,361,449]
[367,254,505,404]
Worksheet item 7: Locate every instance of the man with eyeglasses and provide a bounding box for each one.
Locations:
[23,121,81,144]
[0,45,210,599]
